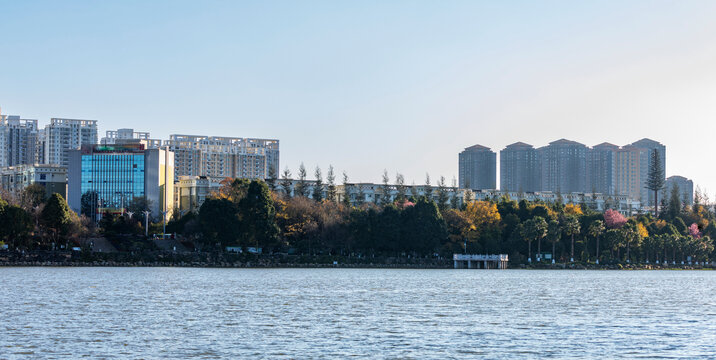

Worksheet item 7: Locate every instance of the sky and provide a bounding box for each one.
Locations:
[2,1,716,194]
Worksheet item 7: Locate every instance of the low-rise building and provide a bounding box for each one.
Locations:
[174,175,222,214]
[0,164,67,199]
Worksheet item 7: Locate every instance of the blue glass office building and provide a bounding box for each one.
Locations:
[68,144,174,221]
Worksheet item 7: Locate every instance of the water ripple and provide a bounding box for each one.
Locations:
[1,268,715,358]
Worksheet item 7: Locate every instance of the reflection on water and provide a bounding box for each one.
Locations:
[1,268,715,358]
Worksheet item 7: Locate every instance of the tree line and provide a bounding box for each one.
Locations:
[2,163,714,266]
[168,171,715,264]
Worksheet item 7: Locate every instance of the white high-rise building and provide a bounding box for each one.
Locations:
[101,128,162,148]
[45,118,98,167]
[164,134,279,182]
[0,114,39,168]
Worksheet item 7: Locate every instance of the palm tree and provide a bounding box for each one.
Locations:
[547,219,561,264]
[563,215,580,262]
[588,220,605,264]
[521,216,548,263]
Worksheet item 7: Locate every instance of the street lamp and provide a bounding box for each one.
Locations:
[162,210,168,238]
[143,210,151,237]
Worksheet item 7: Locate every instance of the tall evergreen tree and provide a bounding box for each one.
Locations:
[395,173,406,203]
[341,171,351,207]
[380,170,392,205]
[295,163,308,197]
[266,166,278,192]
[326,165,337,202]
[280,167,293,197]
[646,149,665,217]
[424,173,433,198]
[239,181,280,251]
[436,176,449,213]
[450,177,459,209]
[40,193,72,247]
[667,183,681,220]
[313,166,324,201]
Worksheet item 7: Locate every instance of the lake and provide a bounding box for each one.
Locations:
[1,268,715,358]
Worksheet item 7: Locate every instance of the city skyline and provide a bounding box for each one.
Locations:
[3,1,716,193]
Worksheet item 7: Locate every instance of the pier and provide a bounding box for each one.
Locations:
[453,254,509,269]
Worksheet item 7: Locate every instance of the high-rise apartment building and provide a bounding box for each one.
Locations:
[67,143,174,221]
[35,128,47,164]
[587,143,618,195]
[537,139,588,194]
[615,145,642,202]
[458,144,496,190]
[101,128,162,148]
[663,175,693,206]
[45,118,98,167]
[628,138,666,207]
[500,142,540,192]
[164,134,279,182]
[0,115,39,167]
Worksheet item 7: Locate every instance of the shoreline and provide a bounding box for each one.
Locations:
[2,250,713,270]
[1,260,713,270]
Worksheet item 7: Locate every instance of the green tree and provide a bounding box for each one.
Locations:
[450,177,460,209]
[0,204,33,249]
[588,220,606,264]
[198,198,239,249]
[424,173,433,199]
[401,197,447,256]
[521,216,547,263]
[239,181,280,252]
[21,183,46,210]
[81,190,99,219]
[395,173,406,203]
[666,183,681,220]
[436,176,449,213]
[266,166,278,192]
[40,193,73,248]
[326,165,337,202]
[547,219,561,263]
[280,167,293,197]
[563,215,581,262]
[380,170,391,205]
[341,171,351,208]
[295,163,308,197]
[313,166,324,202]
[646,149,665,217]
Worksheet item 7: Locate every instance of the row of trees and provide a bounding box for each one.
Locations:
[0,185,88,250]
[166,171,715,264]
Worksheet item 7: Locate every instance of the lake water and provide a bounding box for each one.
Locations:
[1,268,715,359]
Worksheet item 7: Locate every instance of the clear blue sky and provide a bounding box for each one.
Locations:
[3,1,716,194]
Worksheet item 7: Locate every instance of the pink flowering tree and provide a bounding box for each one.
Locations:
[689,223,702,239]
[604,209,627,229]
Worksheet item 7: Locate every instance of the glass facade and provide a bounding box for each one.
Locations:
[80,149,145,215]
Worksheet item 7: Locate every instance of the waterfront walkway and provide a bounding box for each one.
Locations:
[453,254,509,269]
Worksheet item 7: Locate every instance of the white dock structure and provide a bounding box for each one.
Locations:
[453,254,509,269]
